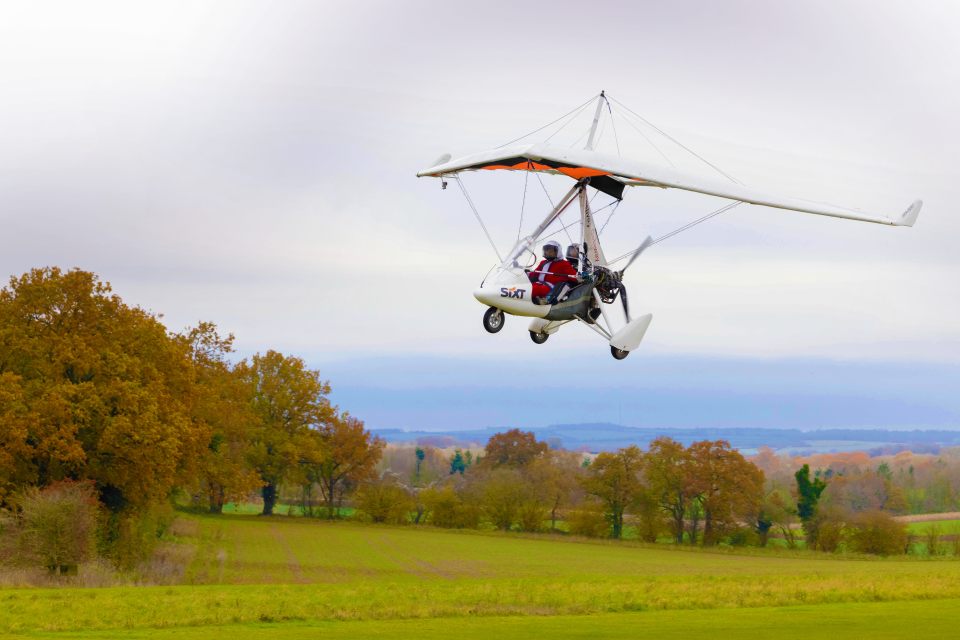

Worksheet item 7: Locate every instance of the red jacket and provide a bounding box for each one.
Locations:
[528,258,578,287]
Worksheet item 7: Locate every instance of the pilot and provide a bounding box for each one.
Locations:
[528,240,578,304]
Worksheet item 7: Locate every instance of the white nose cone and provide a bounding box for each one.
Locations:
[474,286,499,307]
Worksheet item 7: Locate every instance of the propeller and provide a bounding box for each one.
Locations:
[618,235,654,276]
[616,236,653,323]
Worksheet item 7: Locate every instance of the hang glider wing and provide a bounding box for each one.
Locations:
[417,143,921,227]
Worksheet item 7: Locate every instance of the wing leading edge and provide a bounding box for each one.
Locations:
[417,143,922,227]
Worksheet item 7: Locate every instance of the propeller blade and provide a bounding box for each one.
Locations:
[620,235,654,275]
[620,285,630,323]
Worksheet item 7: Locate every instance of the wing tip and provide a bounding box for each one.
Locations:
[897,199,923,227]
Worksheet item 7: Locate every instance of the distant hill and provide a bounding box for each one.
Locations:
[370,424,960,455]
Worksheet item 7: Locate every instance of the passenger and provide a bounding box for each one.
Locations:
[565,244,580,271]
[528,240,578,304]
[545,243,583,304]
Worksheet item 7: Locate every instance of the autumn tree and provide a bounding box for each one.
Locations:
[581,446,645,539]
[0,372,35,504]
[759,488,799,547]
[0,268,202,518]
[645,437,693,544]
[526,450,584,531]
[237,350,331,515]
[482,429,548,468]
[182,323,260,513]
[310,411,384,518]
[688,440,764,546]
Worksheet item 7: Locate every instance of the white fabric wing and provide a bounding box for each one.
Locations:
[418,143,921,227]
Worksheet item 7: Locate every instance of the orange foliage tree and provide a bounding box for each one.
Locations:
[0,268,203,514]
[237,350,332,515]
[310,412,385,518]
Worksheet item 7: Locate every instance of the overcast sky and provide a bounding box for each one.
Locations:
[2,1,958,430]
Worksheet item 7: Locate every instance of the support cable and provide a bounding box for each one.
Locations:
[516,164,530,242]
[608,94,741,185]
[496,94,598,149]
[604,95,622,157]
[607,201,743,265]
[616,110,675,168]
[452,176,503,263]
[598,200,622,235]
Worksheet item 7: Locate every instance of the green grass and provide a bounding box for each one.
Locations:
[3,512,960,638]
[219,502,355,518]
[906,518,960,534]
[10,600,960,639]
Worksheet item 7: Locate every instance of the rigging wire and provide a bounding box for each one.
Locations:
[608,94,741,185]
[607,201,743,265]
[452,176,503,263]
[496,94,599,149]
[516,163,530,242]
[616,110,676,168]
[607,98,622,157]
[598,200,621,235]
[532,168,575,245]
[538,197,619,244]
[534,171,555,208]
[544,99,595,144]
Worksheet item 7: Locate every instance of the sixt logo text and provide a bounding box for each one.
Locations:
[500,287,525,299]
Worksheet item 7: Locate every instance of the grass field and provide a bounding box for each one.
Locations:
[906,518,960,534]
[3,512,960,638]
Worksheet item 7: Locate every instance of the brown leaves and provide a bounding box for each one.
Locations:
[0,268,204,511]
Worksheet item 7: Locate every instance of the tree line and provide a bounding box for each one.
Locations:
[367,433,923,555]
[0,268,383,566]
[368,430,766,546]
[0,268,939,571]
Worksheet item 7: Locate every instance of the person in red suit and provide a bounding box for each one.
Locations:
[528,240,578,304]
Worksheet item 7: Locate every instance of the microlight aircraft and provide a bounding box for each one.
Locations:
[417,92,921,359]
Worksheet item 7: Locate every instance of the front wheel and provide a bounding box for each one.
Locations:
[483,307,505,334]
[610,345,629,360]
[529,331,549,344]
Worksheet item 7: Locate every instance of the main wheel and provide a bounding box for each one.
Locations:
[529,331,549,344]
[610,345,630,360]
[483,307,505,333]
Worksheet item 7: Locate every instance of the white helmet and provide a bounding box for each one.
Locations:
[542,240,562,258]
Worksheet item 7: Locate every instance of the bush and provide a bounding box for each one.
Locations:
[480,469,523,531]
[517,501,547,533]
[355,479,414,524]
[847,510,908,555]
[100,502,175,569]
[567,502,610,538]
[727,526,759,547]
[924,523,944,556]
[808,506,846,552]
[421,486,480,529]
[19,481,99,574]
[634,503,663,543]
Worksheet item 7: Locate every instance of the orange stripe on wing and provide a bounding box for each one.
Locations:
[556,167,608,179]
[478,162,608,179]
